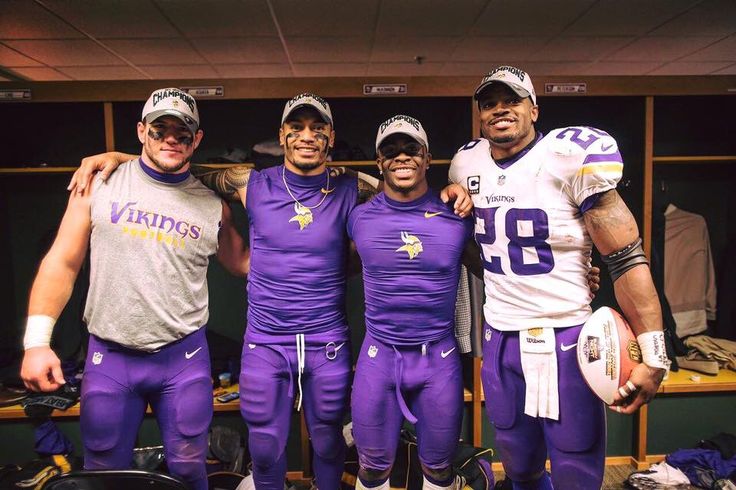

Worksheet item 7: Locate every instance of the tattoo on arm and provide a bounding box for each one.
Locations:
[330,166,381,204]
[358,178,379,204]
[192,165,251,201]
[583,190,639,255]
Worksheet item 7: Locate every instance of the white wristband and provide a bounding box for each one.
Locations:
[23,315,56,349]
[636,331,670,370]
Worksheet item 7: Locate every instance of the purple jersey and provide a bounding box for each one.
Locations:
[348,190,473,345]
[245,165,358,344]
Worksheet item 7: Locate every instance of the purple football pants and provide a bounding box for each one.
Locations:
[81,328,212,490]
[352,332,463,473]
[481,324,605,490]
[239,339,351,490]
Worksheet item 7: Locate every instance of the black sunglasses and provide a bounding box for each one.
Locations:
[378,141,424,160]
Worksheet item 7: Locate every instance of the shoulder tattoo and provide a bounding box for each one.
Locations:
[193,165,251,199]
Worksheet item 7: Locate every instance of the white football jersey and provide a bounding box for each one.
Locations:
[449,127,623,331]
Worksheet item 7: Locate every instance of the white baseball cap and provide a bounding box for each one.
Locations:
[474,65,537,105]
[375,115,429,151]
[142,88,200,135]
[281,93,333,126]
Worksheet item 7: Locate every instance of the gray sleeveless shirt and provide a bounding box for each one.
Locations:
[84,160,221,351]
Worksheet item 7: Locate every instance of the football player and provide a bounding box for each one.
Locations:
[21,88,248,490]
[349,116,474,490]
[449,66,668,489]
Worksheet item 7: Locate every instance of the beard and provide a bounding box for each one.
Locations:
[290,159,323,172]
[486,124,532,147]
[284,136,328,172]
[489,135,515,144]
[145,147,190,174]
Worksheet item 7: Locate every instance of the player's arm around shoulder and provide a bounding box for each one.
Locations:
[329,167,381,204]
[443,140,482,218]
[21,188,93,392]
[68,151,137,194]
[191,164,251,206]
[584,190,666,414]
[216,201,249,277]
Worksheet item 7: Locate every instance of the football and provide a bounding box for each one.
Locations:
[577,307,642,404]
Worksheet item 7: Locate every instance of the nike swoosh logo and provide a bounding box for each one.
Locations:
[424,211,442,219]
[440,347,456,358]
[601,143,613,152]
[560,343,577,352]
[321,187,335,194]
[185,347,203,359]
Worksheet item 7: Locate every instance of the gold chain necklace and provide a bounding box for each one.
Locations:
[283,166,331,230]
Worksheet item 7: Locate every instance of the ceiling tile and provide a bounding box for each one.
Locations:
[445,61,592,81]
[516,62,592,76]
[104,39,207,65]
[140,64,219,79]
[0,44,42,67]
[366,62,444,76]
[294,63,368,77]
[371,36,458,63]
[41,0,179,38]
[192,37,286,64]
[680,35,736,62]
[377,0,485,36]
[648,61,733,75]
[287,37,371,63]
[608,36,721,62]
[440,62,507,76]
[651,0,736,36]
[4,40,127,66]
[214,63,292,78]
[528,37,633,62]
[713,63,736,75]
[57,65,149,80]
[272,0,378,36]
[576,61,664,75]
[565,0,700,36]
[161,0,276,37]
[0,0,733,80]
[452,37,548,62]
[469,0,596,37]
[10,67,72,81]
[0,1,83,39]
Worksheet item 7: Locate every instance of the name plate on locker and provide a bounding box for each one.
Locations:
[180,86,224,98]
[363,84,408,96]
[0,89,31,101]
[544,83,587,95]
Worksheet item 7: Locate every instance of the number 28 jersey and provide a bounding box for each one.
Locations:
[449,127,623,331]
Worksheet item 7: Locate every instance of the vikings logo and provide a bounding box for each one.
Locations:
[92,352,103,365]
[368,345,378,358]
[396,231,423,259]
[288,203,313,230]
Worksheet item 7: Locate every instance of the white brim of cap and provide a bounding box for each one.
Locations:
[144,109,199,135]
[375,130,428,151]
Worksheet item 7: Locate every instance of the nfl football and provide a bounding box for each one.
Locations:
[577,307,642,404]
